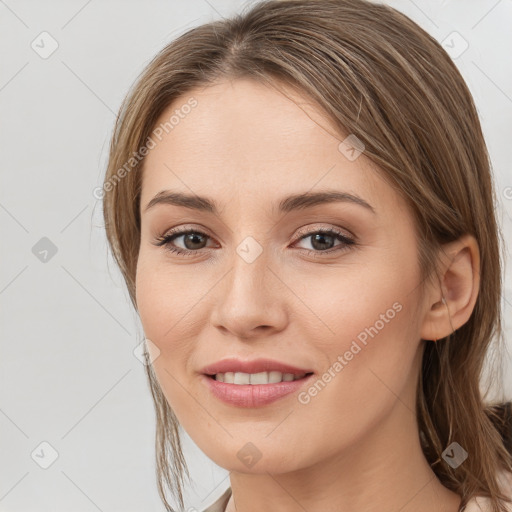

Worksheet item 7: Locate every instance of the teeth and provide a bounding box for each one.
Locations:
[234,372,250,384]
[214,371,306,384]
[249,371,268,384]
[268,370,283,383]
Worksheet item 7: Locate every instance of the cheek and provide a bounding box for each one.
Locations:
[135,259,198,415]
[135,254,219,400]
[136,261,167,342]
[135,259,189,380]
[135,253,205,341]
[298,261,422,431]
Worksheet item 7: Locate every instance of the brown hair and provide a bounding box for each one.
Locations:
[101,0,512,510]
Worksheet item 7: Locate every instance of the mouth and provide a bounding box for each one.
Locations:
[201,371,315,407]
[205,371,314,384]
[199,358,315,407]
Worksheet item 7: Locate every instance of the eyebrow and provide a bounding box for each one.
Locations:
[143,190,376,215]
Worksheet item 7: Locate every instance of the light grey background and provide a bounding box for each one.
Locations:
[1,1,511,511]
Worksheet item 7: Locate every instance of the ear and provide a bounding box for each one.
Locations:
[420,234,481,341]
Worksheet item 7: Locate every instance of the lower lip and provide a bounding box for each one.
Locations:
[201,374,314,407]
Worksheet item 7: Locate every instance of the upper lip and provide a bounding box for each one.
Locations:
[200,358,314,376]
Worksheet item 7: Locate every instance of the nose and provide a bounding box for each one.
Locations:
[209,249,288,340]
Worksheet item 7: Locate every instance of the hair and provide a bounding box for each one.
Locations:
[101,0,512,510]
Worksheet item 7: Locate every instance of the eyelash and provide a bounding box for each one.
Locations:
[153,226,356,258]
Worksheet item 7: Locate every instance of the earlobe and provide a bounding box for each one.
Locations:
[420,234,480,341]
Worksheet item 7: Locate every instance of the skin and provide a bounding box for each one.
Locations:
[135,78,480,512]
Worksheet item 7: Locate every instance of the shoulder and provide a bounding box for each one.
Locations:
[463,470,512,512]
[200,486,232,512]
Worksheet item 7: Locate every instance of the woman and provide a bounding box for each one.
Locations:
[101,0,512,511]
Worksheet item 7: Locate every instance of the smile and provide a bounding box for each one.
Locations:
[202,372,314,407]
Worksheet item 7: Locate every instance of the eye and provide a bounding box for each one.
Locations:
[292,227,356,255]
[152,226,356,257]
[153,228,214,256]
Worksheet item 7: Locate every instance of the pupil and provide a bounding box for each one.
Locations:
[185,233,206,250]
[311,233,334,251]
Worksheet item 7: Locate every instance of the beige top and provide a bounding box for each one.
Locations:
[201,471,512,512]
[202,487,231,512]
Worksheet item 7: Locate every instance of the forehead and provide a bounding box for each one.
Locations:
[140,78,403,217]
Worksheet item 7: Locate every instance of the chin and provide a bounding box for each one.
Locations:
[195,436,311,475]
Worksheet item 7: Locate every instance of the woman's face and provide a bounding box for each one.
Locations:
[136,78,429,473]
